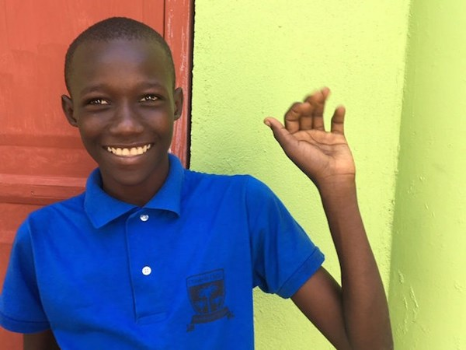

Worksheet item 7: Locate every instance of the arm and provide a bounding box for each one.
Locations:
[24,330,60,350]
[264,88,393,350]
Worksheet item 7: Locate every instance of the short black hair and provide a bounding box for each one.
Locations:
[64,17,175,92]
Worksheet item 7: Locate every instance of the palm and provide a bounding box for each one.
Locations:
[290,129,355,182]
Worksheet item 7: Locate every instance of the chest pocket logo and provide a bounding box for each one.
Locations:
[186,269,234,331]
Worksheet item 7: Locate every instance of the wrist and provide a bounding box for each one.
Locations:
[316,174,357,196]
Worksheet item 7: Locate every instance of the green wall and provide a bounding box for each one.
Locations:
[191,1,466,348]
[190,1,410,348]
[389,0,466,348]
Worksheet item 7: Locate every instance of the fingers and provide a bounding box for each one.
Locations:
[303,87,330,131]
[284,102,304,134]
[277,88,346,136]
[297,98,314,131]
[330,106,346,134]
[264,117,298,151]
[284,88,331,133]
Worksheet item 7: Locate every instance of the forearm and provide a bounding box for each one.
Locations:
[23,330,60,350]
[319,179,393,350]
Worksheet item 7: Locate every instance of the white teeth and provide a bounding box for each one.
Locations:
[106,144,152,157]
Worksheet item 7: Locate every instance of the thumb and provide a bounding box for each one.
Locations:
[264,117,298,151]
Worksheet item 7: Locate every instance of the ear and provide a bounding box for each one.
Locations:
[173,87,184,121]
[61,95,78,127]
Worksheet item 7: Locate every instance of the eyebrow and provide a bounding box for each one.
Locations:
[79,84,107,95]
[79,81,168,95]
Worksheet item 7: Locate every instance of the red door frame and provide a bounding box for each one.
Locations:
[0,1,193,348]
[165,0,194,168]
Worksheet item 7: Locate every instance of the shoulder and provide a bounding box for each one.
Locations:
[25,192,86,227]
[183,169,273,199]
[181,169,283,222]
[8,192,85,267]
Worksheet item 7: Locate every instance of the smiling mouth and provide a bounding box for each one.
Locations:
[106,144,152,157]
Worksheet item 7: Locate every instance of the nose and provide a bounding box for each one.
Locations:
[109,101,144,135]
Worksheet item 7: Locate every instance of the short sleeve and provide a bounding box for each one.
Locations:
[246,177,324,298]
[0,219,50,333]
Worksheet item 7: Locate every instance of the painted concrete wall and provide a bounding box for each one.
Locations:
[388,0,466,349]
[190,1,410,348]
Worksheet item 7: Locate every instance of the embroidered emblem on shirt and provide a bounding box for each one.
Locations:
[186,269,233,331]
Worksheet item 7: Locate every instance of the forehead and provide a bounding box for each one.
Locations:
[68,39,171,93]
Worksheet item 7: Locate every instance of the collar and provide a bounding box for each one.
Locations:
[84,154,184,229]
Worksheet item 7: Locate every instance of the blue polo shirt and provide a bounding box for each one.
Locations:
[0,155,324,349]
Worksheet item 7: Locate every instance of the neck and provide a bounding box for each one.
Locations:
[100,156,170,207]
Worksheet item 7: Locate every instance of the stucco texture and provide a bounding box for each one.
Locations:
[389,0,466,349]
[190,1,410,349]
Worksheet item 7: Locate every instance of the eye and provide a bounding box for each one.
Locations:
[140,94,160,102]
[88,98,109,105]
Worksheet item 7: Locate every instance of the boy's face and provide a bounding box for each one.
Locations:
[62,39,183,200]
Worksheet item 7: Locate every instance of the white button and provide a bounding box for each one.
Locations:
[142,266,152,276]
[140,214,149,222]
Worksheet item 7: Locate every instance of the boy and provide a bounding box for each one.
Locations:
[0,17,392,349]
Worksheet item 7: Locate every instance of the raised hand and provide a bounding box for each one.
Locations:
[267,89,393,350]
[264,88,355,189]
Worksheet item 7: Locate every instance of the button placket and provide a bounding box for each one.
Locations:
[126,210,166,321]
